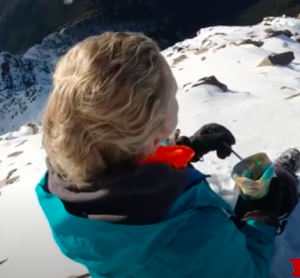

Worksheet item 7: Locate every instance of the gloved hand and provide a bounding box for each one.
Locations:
[176,123,236,162]
[234,172,298,231]
[234,177,283,227]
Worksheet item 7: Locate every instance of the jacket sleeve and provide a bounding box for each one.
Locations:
[155,206,276,278]
[240,219,276,276]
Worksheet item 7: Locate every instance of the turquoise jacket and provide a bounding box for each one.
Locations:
[35,167,276,278]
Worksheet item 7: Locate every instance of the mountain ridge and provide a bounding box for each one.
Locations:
[0,0,273,54]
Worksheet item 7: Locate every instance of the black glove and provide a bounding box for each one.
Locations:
[234,177,283,222]
[234,173,298,231]
[233,179,283,231]
[176,123,236,162]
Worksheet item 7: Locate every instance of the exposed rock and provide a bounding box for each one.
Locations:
[6,176,20,185]
[0,168,19,189]
[294,35,300,43]
[282,41,289,48]
[0,179,5,190]
[172,54,188,65]
[173,46,185,52]
[258,57,272,67]
[26,123,40,134]
[195,48,209,55]
[281,86,296,91]
[285,93,300,100]
[15,140,28,147]
[214,32,227,36]
[0,258,8,265]
[7,168,17,179]
[201,36,213,47]
[234,39,264,47]
[191,76,228,92]
[264,28,293,38]
[258,51,295,67]
[263,17,275,23]
[214,44,227,51]
[182,82,192,89]
[7,151,23,158]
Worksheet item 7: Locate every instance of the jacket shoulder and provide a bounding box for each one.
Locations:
[168,175,234,219]
[142,206,242,277]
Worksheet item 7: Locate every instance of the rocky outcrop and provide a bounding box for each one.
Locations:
[264,28,293,38]
[285,92,300,100]
[192,76,228,92]
[0,168,19,189]
[172,54,188,66]
[234,39,264,47]
[258,51,295,67]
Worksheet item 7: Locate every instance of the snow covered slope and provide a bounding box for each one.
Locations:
[1,15,300,278]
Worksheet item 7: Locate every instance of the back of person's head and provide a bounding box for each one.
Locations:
[43,32,178,185]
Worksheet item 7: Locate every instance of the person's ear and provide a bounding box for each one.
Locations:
[166,129,181,146]
[153,137,162,149]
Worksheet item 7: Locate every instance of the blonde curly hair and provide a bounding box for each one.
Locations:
[42,32,173,185]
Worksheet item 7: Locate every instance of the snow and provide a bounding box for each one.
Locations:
[1,15,300,278]
[0,132,87,278]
